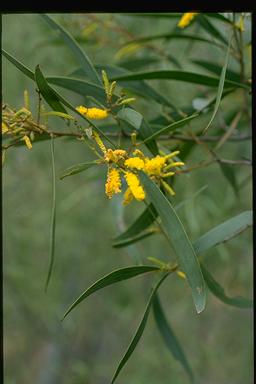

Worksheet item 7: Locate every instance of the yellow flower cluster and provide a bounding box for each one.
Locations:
[76,105,108,119]
[105,168,121,198]
[177,12,198,28]
[91,131,185,205]
[124,157,145,170]
[125,172,145,201]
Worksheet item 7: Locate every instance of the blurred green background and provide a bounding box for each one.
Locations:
[2,13,252,384]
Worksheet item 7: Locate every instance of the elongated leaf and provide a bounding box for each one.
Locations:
[60,161,97,180]
[122,33,222,47]
[40,14,101,85]
[117,108,158,155]
[47,76,108,105]
[197,14,228,45]
[62,266,161,320]
[193,211,252,255]
[143,114,199,144]
[41,111,75,120]
[110,70,249,89]
[153,294,194,382]
[202,34,232,134]
[2,49,34,80]
[35,65,67,113]
[113,186,209,249]
[139,173,206,313]
[117,108,142,130]
[111,273,168,383]
[114,203,158,242]
[192,60,241,83]
[45,137,56,291]
[201,263,253,308]
[113,228,156,248]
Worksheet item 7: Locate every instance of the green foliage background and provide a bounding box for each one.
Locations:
[2,13,252,384]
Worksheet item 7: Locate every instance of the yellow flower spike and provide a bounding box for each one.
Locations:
[132,149,145,159]
[123,187,134,205]
[161,180,175,196]
[24,89,30,110]
[164,161,185,171]
[105,168,121,199]
[2,122,9,134]
[177,12,199,29]
[76,105,108,119]
[125,172,145,201]
[124,157,145,170]
[105,149,127,163]
[22,135,32,150]
[144,155,167,176]
[165,151,180,160]
[176,270,186,279]
[93,131,107,155]
[161,172,175,178]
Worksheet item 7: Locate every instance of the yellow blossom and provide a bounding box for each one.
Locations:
[125,172,145,201]
[76,105,108,119]
[133,149,145,159]
[144,155,166,176]
[177,12,198,28]
[2,122,9,134]
[105,168,121,198]
[105,149,127,163]
[21,135,32,149]
[123,187,134,205]
[124,157,145,170]
[176,270,186,279]
[93,131,106,155]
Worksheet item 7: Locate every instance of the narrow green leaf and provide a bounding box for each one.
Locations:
[113,186,209,249]
[35,65,67,113]
[62,266,161,320]
[139,173,206,313]
[192,59,241,83]
[60,161,97,180]
[122,33,222,48]
[197,14,228,45]
[153,294,194,383]
[41,111,75,120]
[111,273,168,384]
[193,211,252,255]
[201,263,253,308]
[117,108,158,155]
[117,108,143,130]
[110,70,249,89]
[113,228,156,248]
[202,33,232,134]
[45,137,57,291]
[114,203,158,242]
[2,49,34,80]
[205,13,233,24]
[143,114,199,144]
[40,14,101,85]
